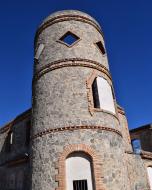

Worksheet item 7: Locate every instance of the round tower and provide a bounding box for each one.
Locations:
[32,10,127,190]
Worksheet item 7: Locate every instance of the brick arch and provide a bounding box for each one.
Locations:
[55,144,106,190]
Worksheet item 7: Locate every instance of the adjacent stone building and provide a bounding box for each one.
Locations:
[0,10,152,190]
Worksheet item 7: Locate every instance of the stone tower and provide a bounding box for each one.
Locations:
[31,10,132,190]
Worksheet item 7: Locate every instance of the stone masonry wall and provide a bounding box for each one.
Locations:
[32,129,127,190]
[32,10,151,190]
[0,162,30,190]
[118,111,132,152]
[126,153,150,190]
[32,67,120,136]
[0,111,31,190]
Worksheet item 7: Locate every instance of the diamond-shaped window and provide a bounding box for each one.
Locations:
[59,31,80,47]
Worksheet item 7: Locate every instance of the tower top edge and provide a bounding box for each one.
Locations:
[38,10,101,29]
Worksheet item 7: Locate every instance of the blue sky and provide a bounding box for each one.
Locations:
[0,0,152,129]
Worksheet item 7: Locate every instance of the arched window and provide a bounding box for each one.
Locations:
[131,139,141,154]
[147,167,152,189]
[92,76,115,114]
[66,152,94,190]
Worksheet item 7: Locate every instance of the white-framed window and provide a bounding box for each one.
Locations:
[147,167,152,190]
[66,152,94,190]
[92,76,115,114]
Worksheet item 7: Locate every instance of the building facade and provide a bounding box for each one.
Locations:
[0,10,152,190]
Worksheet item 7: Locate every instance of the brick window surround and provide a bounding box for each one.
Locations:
[86,70,118,120]
[55,144,106,190]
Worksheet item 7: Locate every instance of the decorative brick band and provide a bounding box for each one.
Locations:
[35,14,103,44]
[31,125,122,139]
[33,58,111,82]
[55,144,106,190]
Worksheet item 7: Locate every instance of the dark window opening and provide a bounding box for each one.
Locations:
[131,139,141,154]
[111,87,115,99]
[96,41,106,55]
[59,31,80,46]
[73,180,88,190]
[92,78,100,108]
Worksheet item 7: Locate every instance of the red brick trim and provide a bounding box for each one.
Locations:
[31,125,122,139]
[55,144,106,190]
[35,15,103,44]
[33,58,111,82]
